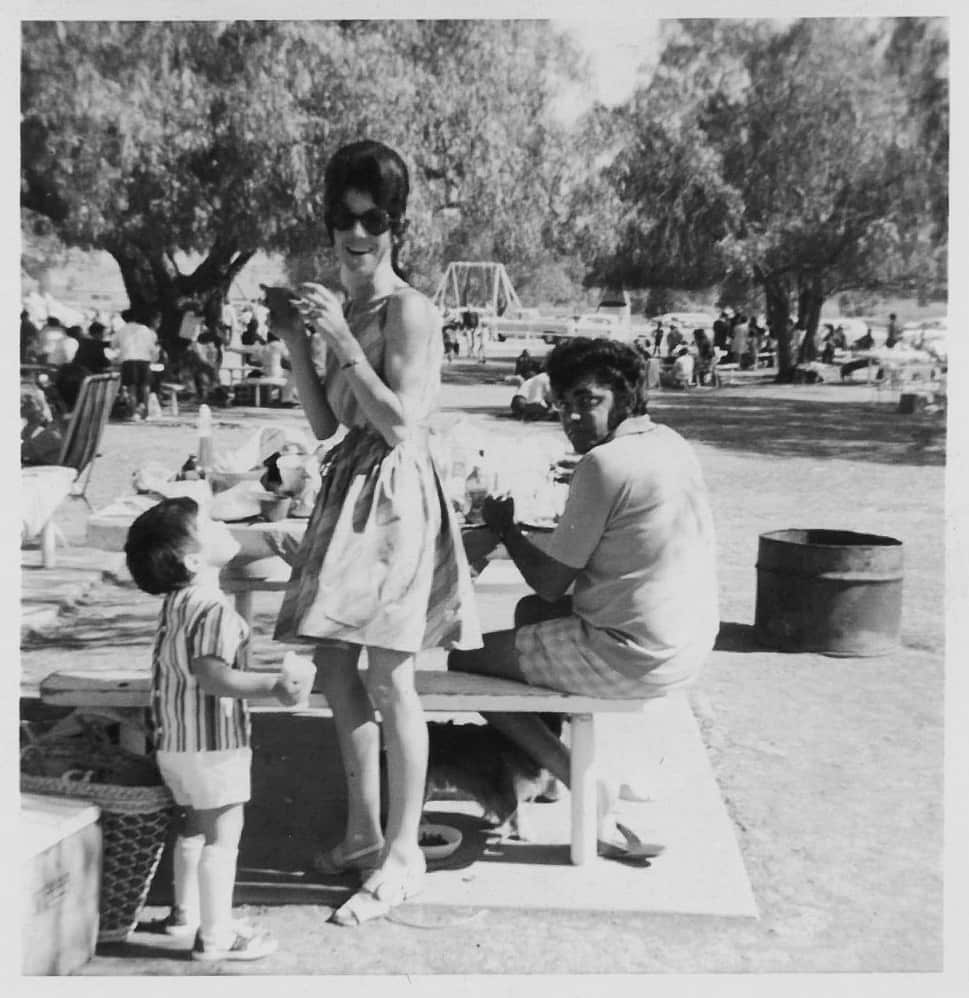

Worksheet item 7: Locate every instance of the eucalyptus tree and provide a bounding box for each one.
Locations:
[21,19,586,352]
[590,17,947,378]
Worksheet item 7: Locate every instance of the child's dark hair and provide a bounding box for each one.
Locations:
[124,497,201,595]
[545,337,648,416]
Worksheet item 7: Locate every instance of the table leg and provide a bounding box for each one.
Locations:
[569,713,597,865]
[40,519,57,568]
[234,590,254,668]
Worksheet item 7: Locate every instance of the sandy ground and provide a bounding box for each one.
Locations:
[20,359,955,977]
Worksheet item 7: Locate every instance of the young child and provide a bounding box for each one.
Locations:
[124,497,306,961]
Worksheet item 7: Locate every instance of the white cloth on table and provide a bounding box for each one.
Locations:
[21,466,77,539]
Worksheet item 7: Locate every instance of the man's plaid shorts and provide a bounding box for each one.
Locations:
[514,614,664,698]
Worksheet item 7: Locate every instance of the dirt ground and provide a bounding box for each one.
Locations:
[20,358,956,978]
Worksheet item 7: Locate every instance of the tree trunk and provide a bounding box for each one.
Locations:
[106,240,254,361]
[762,274,797,381]
[795,275,824,365]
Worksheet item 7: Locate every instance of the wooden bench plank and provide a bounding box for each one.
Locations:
[38,668,656,865]
[39,668,655,714]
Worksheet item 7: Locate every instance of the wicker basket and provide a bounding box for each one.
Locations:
[21,734,174,943]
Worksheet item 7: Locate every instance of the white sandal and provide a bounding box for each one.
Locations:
[329,857,426,927]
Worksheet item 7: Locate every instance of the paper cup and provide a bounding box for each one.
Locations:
[281,652,317,708]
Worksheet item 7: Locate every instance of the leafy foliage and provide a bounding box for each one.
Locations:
[587,17,948,375]
[21,19,587,341]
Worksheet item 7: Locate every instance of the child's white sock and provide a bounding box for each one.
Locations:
[172,834,204,922]
[198,845,239,947]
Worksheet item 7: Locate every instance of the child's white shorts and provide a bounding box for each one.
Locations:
[156,748,252,809]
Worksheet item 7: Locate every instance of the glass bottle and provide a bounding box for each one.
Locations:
[197,403,214,478]
[465,450,490,525]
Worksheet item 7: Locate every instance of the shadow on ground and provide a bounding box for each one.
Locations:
[646,391,945,466]
[442,368,945,466]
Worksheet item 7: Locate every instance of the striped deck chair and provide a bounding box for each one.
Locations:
[55,372,121,506]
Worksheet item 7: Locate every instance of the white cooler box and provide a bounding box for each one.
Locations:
[21,793,102,975]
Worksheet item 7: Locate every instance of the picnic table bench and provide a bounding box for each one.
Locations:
[39,667,656,866]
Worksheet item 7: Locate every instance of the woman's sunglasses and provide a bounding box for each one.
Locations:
[327,204,394,236]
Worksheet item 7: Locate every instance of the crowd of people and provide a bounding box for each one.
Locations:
[19,295,303,465]
[441,308,491,364]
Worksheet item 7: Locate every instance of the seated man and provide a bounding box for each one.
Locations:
[510,370,556,421]
[670,344,695,388]
[514,349,540,381]
[454,337,719,857]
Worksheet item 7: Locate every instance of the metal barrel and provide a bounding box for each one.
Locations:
[754,529,904,657]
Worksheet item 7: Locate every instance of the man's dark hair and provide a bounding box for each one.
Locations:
[545,337,648,416]
[124,497,200,595]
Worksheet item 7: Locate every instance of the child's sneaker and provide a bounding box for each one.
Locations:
[162,906,200,939]
[191,926,278,962]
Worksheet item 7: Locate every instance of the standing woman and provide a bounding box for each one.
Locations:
[272,140,482,926]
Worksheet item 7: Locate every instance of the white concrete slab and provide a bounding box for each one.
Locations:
[233,694,756,919]
[406,694,757,917]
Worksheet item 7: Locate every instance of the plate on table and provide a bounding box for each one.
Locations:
[519,518,557,533]
[419,822,462,861]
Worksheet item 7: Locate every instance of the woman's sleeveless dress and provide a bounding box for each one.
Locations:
[273,287,482,655]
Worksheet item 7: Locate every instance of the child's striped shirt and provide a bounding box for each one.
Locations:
[150,583,250,752]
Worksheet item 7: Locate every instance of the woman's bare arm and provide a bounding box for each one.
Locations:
[283,330,340,440]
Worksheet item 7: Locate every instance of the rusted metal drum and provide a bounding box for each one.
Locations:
[754,529,903,656]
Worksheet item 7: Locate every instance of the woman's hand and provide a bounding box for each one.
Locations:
[296,283,360,366]
[482,494,516,541]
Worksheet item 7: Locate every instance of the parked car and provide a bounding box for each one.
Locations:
[650,311,718,333]
[542,312,636,344]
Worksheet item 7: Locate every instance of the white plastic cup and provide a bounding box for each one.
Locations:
[281,652,317,708]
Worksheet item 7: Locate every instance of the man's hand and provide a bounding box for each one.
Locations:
[461,524,503,575]
[482,494,515,540]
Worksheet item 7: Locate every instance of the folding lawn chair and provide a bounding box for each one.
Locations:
[21,372,120,567]
[55,371,121,506]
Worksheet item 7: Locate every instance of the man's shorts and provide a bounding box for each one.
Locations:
[156,748,252,809]
[515,615,668,698]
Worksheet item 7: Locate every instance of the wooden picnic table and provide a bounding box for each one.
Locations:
[63,499,641,865]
